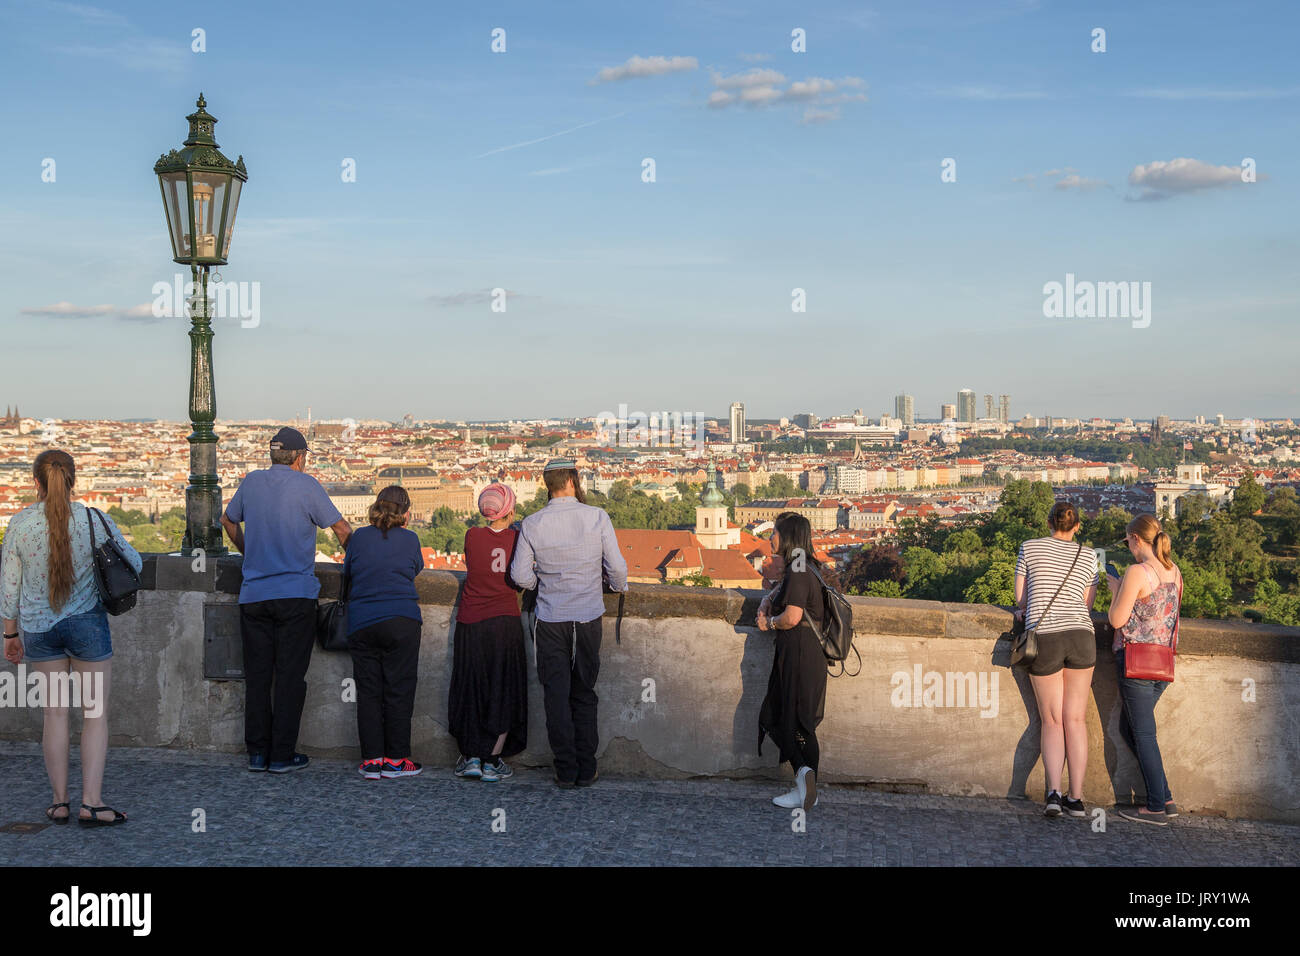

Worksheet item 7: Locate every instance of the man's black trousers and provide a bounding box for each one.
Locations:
[240,597,317,763]
[533,616,603,783]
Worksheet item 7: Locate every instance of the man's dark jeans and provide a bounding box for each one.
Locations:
[1115,648,1173,812]
[241,598,317,763]
[534,617,602,782]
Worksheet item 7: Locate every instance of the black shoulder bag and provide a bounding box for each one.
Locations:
[1010,542,1083,667]
[86,508,141,616]
[316,568,351,651]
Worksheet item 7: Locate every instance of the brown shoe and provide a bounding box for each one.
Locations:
[554,776,577,789]
[576,771,599,788]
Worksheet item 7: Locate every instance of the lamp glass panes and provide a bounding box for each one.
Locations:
[158,169,241,265]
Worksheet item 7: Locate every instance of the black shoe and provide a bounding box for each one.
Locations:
[554,776,577,789]
[269,753,310,774]
[1044,791,1064,817]
[1164,801,1179,818]
[248,753,269,772]
[576,770,599,788]
[1062,796,1086,818]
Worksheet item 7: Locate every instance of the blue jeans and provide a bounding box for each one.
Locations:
[1115,648,1172,812]
[22,605,113,663]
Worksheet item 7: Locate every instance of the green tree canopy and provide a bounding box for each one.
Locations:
[1231,474,1266,521]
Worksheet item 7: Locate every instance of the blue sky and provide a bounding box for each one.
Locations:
[1,0,1296,423]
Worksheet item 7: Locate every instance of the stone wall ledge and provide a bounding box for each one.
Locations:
[141,553,1300,663]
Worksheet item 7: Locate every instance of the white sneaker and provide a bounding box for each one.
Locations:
[796,766,817,810]
[772,787,802,808]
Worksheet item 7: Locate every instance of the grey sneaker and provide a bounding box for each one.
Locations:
[454,756,482,779]
[481,759,513,782]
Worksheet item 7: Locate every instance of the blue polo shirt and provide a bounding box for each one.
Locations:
[226,465,343,604]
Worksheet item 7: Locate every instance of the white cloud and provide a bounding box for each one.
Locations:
[705,73,867,122]
[1013,167,1107,192]
[934,85,1049,100]
[1125,87,1300,101]
[712,68,786,90]
[429,289,528,307]
[1127,157,1245,199]
[786,78,838,99]
[738,52,773,63]
[19,301,167,322]
[801,108,841,125]
[120,303,160,320]
[20,301,116,318]
[590,55,698,85]
[1054,174,1106,191]
[739,86,783,105]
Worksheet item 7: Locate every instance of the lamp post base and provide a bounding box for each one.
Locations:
[184,418,228,556]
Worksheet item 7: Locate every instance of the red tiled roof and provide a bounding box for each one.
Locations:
[615,529,701,575]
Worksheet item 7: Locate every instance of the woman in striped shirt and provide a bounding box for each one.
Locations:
[1014,501,1098,818]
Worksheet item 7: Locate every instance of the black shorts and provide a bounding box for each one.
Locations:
[1028,627,1096,676]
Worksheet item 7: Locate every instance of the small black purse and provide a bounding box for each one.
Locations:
[86,508,141,616]
[316,570,351,651]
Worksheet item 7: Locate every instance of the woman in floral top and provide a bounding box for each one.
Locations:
[1106,513,1182,826]
[1,450,141,826]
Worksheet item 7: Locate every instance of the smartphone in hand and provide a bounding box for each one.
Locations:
[1105,562,1120,581]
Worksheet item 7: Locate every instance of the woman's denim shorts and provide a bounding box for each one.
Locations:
[22,606,113,663]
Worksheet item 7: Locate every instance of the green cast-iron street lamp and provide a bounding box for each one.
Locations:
[154,94,247,555]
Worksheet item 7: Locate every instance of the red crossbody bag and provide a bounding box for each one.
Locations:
[1123,568,1182,682]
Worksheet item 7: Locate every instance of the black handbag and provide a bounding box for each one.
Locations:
[316,569,351,651]
[86,508,141,616]
[1009,542,1083,667]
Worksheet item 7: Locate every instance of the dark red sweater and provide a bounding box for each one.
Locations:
[458,526,521,624]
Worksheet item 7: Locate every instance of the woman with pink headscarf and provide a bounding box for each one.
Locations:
[448,482,528,782]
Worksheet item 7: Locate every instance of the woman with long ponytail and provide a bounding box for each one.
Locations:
[1,450,141,825]
[1106,512,1182,826]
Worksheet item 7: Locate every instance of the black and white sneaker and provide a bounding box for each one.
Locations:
[1062,796,1086,818]
[1044,791,1064,817]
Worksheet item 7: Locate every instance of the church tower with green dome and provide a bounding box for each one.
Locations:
[695,464,730,549]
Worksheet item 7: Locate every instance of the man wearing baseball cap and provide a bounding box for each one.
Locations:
[221,427,353,773]
[509,458,627,788]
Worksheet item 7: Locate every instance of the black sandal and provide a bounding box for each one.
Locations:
[45,802,70,825]
[78,804,127,827]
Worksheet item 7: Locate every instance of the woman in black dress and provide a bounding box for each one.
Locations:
[757,511,830,811]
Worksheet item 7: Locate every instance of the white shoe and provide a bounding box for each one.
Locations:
[772,787,802,808]
[796,765,817,810]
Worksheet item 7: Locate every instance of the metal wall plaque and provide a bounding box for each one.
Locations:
[203,602,244,680]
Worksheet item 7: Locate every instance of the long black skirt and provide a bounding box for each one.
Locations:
[448,614,528,760]
[758,625,827,765]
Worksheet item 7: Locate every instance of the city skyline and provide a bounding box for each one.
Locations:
[2,1,1297,421]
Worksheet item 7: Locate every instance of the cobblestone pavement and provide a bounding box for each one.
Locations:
[1,743,1295,866]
